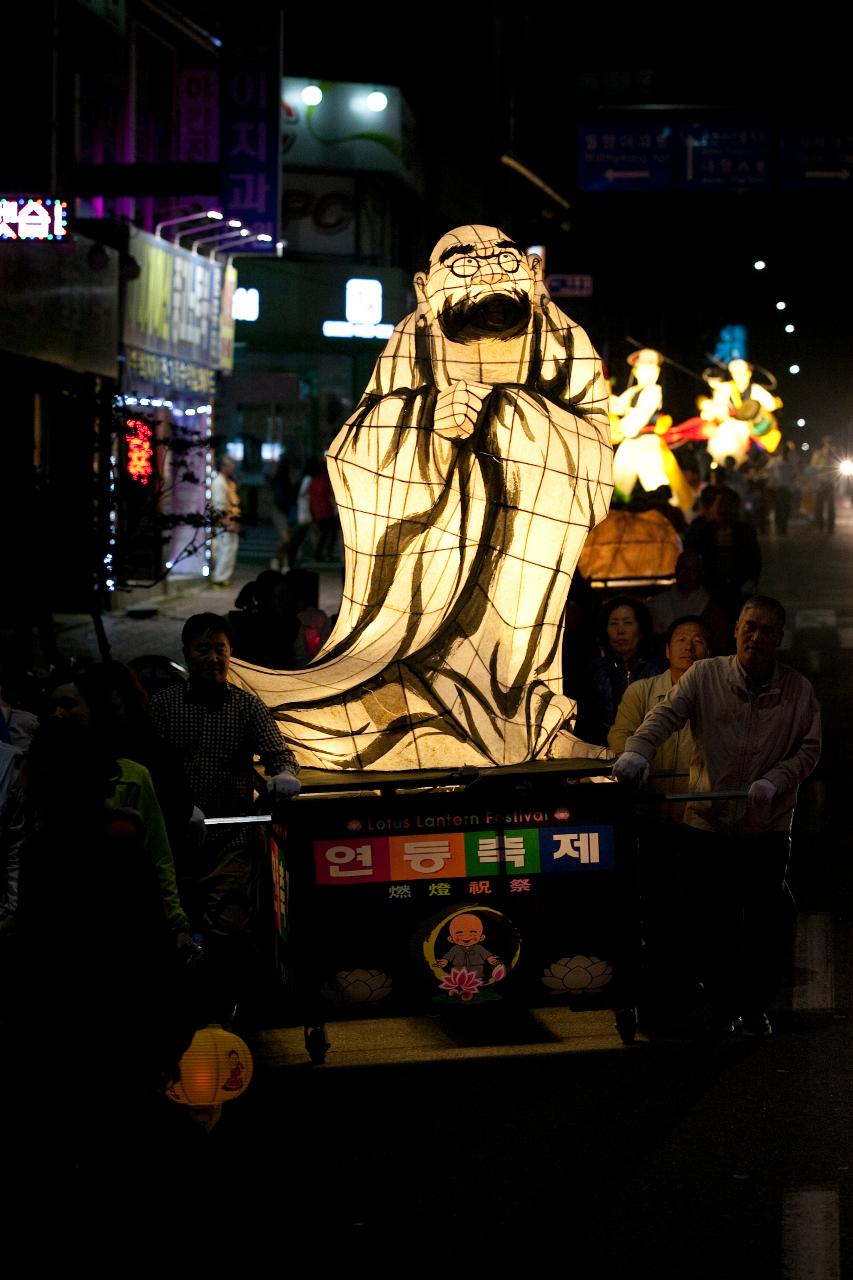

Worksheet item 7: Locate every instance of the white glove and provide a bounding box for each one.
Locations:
[612,751,651,785]
[189,805,206,830]
[267,769,301,798]
[748,779,776,808]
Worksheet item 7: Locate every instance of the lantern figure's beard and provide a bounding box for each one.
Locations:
[436,289,532,343]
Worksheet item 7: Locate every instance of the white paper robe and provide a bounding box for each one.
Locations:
[230,299,613,769]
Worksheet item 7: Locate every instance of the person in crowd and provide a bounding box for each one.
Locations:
[0,742,23,935]
[231,570,301,669]
[573,596,667,747]
[282,569,331,665]
[127,653,188,700]
[714,455,749,505]
[613,595,821,1039]
[230,568,331,669]
[44,666,195,949]
[763,442,795,535]
[211,455,241,588]
[149,613,301,1023]
[687,481,718,527]
[647,550,729,652]
[561,571,600,702]
[808,434,838,534]
[307,458,338,562]
[12,717,191,1171]
[608,615,713,1025]
[684,486,761,634]
[608,614,712,768]
[0,668,39,749]
[269,456,295,570]
[287,459,320,567]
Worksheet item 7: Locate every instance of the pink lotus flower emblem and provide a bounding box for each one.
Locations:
[491,963,507,983]
[438,967,483,1000]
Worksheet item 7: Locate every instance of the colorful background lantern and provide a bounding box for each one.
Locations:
[609,348,694,512]
[166,1024,253,1129]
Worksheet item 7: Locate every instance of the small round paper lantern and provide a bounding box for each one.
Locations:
[166,1025,253,1111]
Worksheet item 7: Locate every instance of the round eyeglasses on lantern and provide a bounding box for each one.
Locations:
[448,249,523,278]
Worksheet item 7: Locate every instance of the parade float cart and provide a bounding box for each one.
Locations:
[265,761,643,1061]
[224,226,642,1062]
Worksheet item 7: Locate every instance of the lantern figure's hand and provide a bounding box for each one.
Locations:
[434,380,491,440]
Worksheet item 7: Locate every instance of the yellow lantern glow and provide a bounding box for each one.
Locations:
[577,508,682,583]
[166,1025,253,1123]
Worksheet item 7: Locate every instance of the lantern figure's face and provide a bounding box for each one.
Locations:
[416,224,538,343]
[632,356,661,388]
[728,359,753,388]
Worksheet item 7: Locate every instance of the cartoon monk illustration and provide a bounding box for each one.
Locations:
[437,913,500,980]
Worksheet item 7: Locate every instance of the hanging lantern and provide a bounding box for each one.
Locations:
[166,1025,253,1129]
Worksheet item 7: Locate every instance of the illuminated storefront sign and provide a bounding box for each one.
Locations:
[123,228,223,374]
[124,347,216,396]
[232,286,259,321]
[124,418,154,484]
[322,276,394,340]
[0,196,68,240]
[281,79,410,179]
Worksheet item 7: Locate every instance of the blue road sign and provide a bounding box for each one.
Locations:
[546,273,593,299]
[677,124,774,191]
[577,124,673,192]
[780,129,853,189]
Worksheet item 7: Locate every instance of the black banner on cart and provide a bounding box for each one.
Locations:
[274,777,639,1017]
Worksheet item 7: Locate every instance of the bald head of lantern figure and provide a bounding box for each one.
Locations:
[414,226,542,343]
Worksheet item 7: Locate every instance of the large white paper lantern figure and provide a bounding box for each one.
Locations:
[610,349,694,511]
[230,226,613,770]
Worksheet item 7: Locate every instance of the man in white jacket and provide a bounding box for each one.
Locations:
[614,596,821,1037]
[211,456,241,587]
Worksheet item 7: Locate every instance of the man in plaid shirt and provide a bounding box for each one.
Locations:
[151,613,300,1016]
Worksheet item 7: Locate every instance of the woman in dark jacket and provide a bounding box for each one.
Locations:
[574,595,666,747]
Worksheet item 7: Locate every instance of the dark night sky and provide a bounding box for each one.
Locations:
[266,20,853,440]
[79,7,853,444]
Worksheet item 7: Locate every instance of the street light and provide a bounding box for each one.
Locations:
[176,219,241,248]
[154,209,223,238]
[189,227,252,254]
[224,235,278,269]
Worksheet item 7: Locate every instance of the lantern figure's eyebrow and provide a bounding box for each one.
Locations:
[438,242,475,263]
[437,239,524,265]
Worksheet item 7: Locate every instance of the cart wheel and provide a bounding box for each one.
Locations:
[304,1025,330,1065]
[615,1007,638,1045]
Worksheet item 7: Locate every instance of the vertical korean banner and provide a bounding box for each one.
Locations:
[219,16,282,250]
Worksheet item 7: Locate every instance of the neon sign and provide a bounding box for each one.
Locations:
[322,276,394,340]
[125,419,154,485]
[232,287,260,321]
[0,197,68,241]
